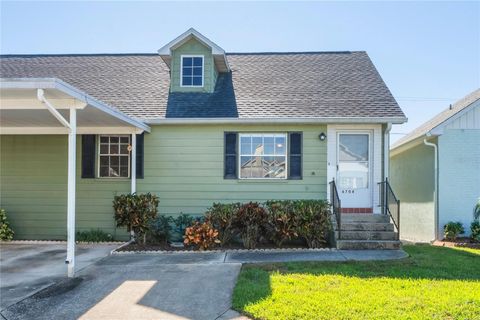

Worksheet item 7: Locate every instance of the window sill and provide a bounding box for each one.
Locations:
[236,179,290,183]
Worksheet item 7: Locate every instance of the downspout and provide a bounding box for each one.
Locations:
[384,123,392,180]
[382,123,392,215]
[424,136,439,241]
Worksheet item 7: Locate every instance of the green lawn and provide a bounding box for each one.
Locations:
[232,245,480,320]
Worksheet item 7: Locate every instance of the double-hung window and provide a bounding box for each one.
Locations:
[98,135,130,178]
[239,133,287,179]
[181,55,204,87]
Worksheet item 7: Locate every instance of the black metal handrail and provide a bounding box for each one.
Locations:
[329,179,342,240]
[378,178,400,240]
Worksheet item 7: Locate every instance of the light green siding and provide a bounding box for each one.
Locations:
[170,38,217,93]
[390,142,436,242]
[0,124,327,239]
[0,135,129,240]
[137,124,328,218]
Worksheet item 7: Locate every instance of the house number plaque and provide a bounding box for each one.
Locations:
[342,190,355,194]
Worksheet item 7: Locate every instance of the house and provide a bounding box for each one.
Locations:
[390,89,480,242]
[0,28,406,251]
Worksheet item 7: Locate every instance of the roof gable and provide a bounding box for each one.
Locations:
[392,88,480,151]
[158,28,230,72]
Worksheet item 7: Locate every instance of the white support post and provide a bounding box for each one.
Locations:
[131,133,136,193]
[66,106,76,278]
[130,133,136,241]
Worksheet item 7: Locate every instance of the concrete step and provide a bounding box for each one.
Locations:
[337,240,401,250]
[341,222,395,232]
[341,214,390,223]
[338,230,398,240]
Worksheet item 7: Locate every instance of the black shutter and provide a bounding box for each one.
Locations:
[224,132,238,179]
[135,133,144,179]
[288,132,302,180]
[81,135,96,178]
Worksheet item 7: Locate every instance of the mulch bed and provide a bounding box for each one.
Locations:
[432,238,480,249]
[116,241,312,252]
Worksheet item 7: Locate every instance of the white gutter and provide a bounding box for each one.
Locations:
[384,123,392,179]
[146,117,408,125]
[424,137,439,241]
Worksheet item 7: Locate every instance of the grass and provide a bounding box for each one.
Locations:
[232,245,480,320]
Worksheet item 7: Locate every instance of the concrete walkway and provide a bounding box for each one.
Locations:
[1,247,407,320]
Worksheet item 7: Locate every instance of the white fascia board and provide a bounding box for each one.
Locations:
[429,98,480,135]
[157,28,226,56]
[0,126,142,135]
[0,78,150,133]
[145,116,407,125]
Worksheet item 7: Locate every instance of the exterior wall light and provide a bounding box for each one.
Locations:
[319,132,327,141]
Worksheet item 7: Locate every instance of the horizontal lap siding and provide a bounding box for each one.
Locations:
[0,135,129,240]
[138,124,327,217]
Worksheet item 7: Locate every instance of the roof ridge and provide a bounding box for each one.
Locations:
[0,53,159,58]
[0,51,365,58]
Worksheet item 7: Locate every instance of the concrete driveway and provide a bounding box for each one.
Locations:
[1,245,245,320]
[0,243,118,312]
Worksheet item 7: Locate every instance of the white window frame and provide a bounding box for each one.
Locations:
[97,135,131,179]
[180,55,204,87]
[238,133,288,180]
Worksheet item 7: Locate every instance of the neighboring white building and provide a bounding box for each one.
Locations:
[390,89,480,242]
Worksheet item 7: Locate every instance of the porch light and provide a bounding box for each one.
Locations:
[319,132,327,141]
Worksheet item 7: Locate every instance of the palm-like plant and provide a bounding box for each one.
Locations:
[474,198,480,221]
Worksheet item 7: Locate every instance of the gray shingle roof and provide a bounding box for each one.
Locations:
[391,88,480,149]
[0,52,405,121]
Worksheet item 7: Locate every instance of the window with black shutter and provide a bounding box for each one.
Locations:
[224,132,237,179]
[81,135,96,178]
[288,132,302,179]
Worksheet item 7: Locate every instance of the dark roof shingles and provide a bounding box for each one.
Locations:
[0,52,404,120]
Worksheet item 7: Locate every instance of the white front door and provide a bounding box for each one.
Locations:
[336,132,373,208]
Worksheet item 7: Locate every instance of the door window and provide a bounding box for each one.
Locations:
[338,134,369,189]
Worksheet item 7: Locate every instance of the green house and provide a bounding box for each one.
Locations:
[0,28,406,249]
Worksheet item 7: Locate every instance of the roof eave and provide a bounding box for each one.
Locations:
[145,116,407,125]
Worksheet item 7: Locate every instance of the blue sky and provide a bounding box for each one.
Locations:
[1,1,479,142]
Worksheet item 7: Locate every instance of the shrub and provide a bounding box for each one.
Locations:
[443,221,465,241]
[149,215,173,244]
[264,200,298,247]
[76,229,113,242]
[0,209,14,241]
[113,192,159,244]
[183,221,220,250]
[471,221,480,242]
[234,202,269,249]
[173,213,200,240]
[474,198,480,221]
[292,200,332,248]
[205,203,239,246]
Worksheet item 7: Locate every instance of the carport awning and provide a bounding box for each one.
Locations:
[0,78,150,134]
[0,78,149,278]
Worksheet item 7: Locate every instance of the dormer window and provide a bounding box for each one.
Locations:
[181,55,204,87]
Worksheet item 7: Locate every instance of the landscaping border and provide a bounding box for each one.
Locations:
[0,240,125,245]
[112,246,335,255]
